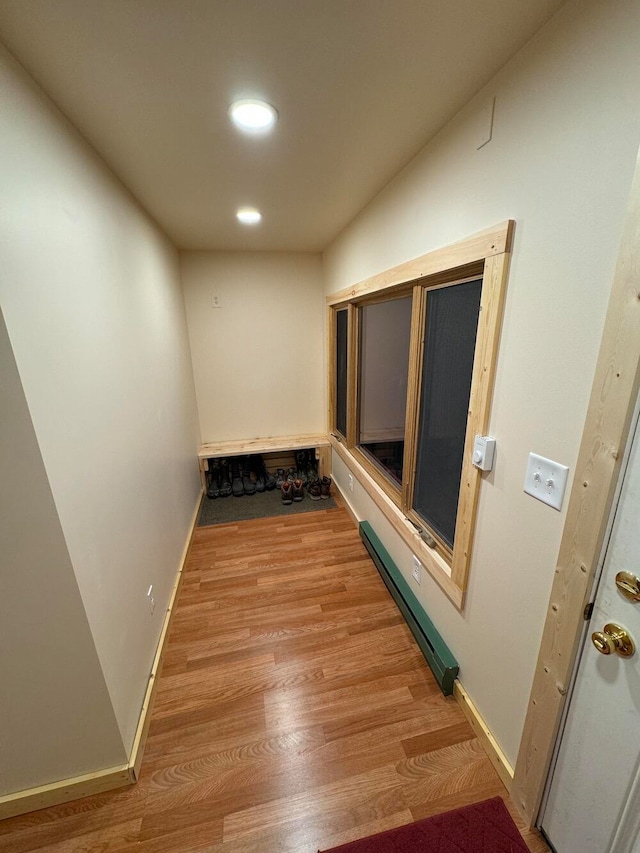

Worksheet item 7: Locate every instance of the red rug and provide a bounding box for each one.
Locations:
[319,797,528,852]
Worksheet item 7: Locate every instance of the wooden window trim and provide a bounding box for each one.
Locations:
[328,306,339,438]
[346,303,358,447]
[351,443,403,503]
[327,221,513,609]
[401,284,426,514]
[326,221,513,308]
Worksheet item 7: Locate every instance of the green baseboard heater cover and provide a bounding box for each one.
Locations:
[359,521,459,696]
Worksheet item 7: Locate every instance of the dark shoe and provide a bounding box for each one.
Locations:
[281,481,293,505]
[206,460,219,499]
[231,458,244,497]
[286,467,296,483]
[218,460,232,497]
[275,467,286,488]
[292,479,304,501]
[242,455,256,495]
[306,451,318,481]
[254,459,266,493]
[320,476,332,499]
[255,455,276,490]
[295,451,308,484]
[307,478,322,501]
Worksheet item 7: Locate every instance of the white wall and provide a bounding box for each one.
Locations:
[323,0,640,764]
[0,309,126,794]
[181,252,324,443]
[0,40,201,777]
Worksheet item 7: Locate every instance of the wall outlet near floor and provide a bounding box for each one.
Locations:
[348,473,354,492]
[211,294,221,308]
[412,556,422,584]
[147,584,155,614]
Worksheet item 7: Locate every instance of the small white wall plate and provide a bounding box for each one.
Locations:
[524,452,569,511]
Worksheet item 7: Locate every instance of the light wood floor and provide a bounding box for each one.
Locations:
[0,500,549,852]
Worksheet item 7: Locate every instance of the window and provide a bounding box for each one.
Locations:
[334,308,348,438]
[327,222,513,607]
[357,296,412,489]
[411,279,482,550]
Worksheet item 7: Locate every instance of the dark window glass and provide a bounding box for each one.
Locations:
[413,279,482,547]
[335,309,348,437]
[358,296,412,485]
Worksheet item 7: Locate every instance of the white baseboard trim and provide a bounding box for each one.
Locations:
[128,487,202,779]
[0,488,203,820]
[454,680,514,792]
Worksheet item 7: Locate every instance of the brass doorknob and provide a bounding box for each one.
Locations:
[591,623,635,657]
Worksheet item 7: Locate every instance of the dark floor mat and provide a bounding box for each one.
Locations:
[197,488,337,527]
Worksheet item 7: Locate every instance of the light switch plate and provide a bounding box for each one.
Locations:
[524,452,569,511]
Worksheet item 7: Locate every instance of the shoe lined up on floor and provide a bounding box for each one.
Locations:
[231,457,244,497]
[281,480,293,505]
[207,451,330,504]
[206,454,276,498]
[207,459,233,498]
[241,456,255,496]
[307,479,322,500]
[281,474,332,504]
[292,479,304,501]
[321,476,332,499]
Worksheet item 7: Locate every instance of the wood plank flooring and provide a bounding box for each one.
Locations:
[0,501,549,852]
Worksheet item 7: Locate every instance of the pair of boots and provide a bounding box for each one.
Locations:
[281,475,332,504]
[307,476,332,501]
[294,449,318,484]
[231,453,276,498]
[206,459,232,499]
[281,478,304,505]
[230,454,277,497]
[207,454,276,499]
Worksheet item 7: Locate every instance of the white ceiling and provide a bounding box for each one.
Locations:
[0,0,566,252]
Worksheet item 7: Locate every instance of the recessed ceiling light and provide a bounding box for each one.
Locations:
[236,208,262,225]
[229,99,277,133]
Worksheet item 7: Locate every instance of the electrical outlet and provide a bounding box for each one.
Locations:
[348,473,354,492]
[211,294,221,308]
[412,556,422,584]
[147,584,155,614]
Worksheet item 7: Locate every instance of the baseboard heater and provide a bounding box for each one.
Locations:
[359,521,459,696]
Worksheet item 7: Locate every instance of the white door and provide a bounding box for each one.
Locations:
[540,402,640,852]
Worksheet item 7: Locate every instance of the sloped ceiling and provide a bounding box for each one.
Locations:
[0,0,566,250]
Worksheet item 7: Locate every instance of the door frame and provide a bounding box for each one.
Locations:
[538,395,640,848]
[512,143,640,824]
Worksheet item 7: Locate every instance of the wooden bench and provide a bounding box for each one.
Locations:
[198,433,331,486]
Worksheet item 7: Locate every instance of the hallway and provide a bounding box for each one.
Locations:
[0,503,547,852]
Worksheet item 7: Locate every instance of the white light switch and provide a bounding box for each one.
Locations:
[524,452,569,511]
